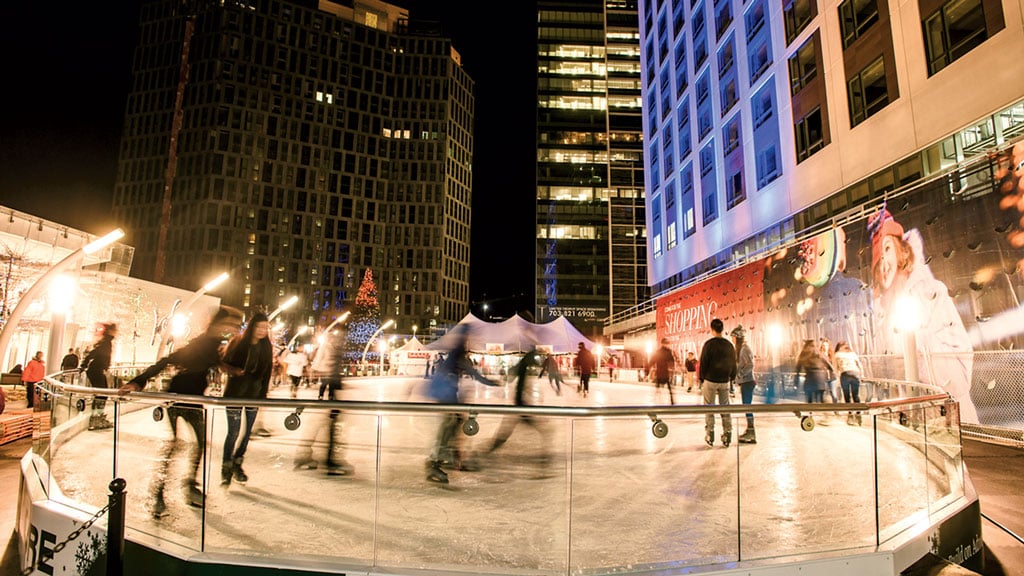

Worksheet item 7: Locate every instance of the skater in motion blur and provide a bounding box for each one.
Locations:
[294,327,355,476]
[647,337,677,405]
[574,342,595,398]
[220,312,273,486]
[120,306,244,518]
[538,352,563,395]
[424,325,500,484]
[488,347,552,471]
[795,339,833,404]
[80,323,117,430]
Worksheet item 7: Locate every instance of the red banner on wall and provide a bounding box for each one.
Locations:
[656,260,766,356]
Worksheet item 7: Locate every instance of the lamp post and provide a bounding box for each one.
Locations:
[45,274,77,375]
[268,295,299,322]
[767,323,783,401]
[287,325,309,351]
[893,295,923,383]
[0,228,124,369]
[157,271,229,358]
[361,319,394,374]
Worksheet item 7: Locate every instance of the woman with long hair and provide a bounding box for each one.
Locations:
[795,339,833,404]
[81,323,117,430]
[221,312,273,485]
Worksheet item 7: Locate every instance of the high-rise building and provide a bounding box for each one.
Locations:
[536,0,650,338]
[639,0,1024,314]
[111,0,474,339]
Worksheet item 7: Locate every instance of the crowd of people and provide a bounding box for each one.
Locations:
[6,299,893,513]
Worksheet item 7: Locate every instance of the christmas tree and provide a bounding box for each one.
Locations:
[345,268,382,364]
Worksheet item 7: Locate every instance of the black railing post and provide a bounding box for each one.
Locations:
[106,478,126,576]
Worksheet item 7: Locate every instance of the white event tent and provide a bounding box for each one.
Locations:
[424,313,598,355]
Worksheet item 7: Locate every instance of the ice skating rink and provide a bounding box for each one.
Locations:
[43,375,965,574]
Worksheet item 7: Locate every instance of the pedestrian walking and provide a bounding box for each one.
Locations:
[20,351,45,409]
[731,326,757,444]
[119,305,244,518]
[647,338,677,405]
[699,319,736,447]
[81,323,117,430]
[574,342,595,398]
[220,312,273,486]
[424,325,500,484]
[294,327,355,475]
[606,355,616,382]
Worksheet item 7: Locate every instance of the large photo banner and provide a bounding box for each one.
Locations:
[656,146,1024,428]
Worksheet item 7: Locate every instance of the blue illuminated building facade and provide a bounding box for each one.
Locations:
[639,0,1024,301]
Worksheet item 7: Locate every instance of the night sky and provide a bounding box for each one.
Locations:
[0,0,538,319]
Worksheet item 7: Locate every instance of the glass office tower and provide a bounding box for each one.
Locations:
[111,0,474,339]
[537,0,650,338]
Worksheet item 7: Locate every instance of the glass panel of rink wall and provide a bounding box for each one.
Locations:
[876,399,962,541]
[113,398,206,552]
[737,410,877,561]
[201,405,379,564]
[44,376,116,517]
[569,414,739,572]
[373,410,572,573]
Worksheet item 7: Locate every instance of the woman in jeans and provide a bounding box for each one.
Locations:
[833,341,865,425]
[795,340,833,404]
[220,312,273,485]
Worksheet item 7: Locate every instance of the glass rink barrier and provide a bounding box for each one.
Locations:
[17,371,983,576]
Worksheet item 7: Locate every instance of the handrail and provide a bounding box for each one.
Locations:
[46,378,951,418]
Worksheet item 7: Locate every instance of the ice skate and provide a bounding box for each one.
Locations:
[721,432,732,448]
[846,413,856,426]
[220,463,233,486]
[89,414,114,431]
[185,481,205,508]
[457,456,481,472]
[738,429,757,444]
[856,413,863,426]
[149,490,167,519]
[294,459,318,470]
[327,460,355,476]
[705,432,714,447]
[426,461,449,484]
[232,458,248,484]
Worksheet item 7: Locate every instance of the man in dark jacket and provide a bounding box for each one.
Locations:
[699,318,737,448]
[120,306,243,518]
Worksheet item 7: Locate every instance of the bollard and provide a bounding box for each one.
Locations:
[106,478,127,576]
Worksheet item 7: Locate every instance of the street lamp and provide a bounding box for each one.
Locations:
[268,295,299,321]
[767,323,783,401]
[361,319,394,373]
[287,325,310,350]
[157,271,229,358]
[45,274,77,374]
[0,228,124,369]
[893,295,923,383]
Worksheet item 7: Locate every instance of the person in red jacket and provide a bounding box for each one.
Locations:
[20,351,46,409]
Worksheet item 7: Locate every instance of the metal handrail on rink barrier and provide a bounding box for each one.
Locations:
[27,373,978,576]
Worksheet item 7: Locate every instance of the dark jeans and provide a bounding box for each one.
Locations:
[840,372,861,403]
[24,381,37,408]
[804,388,826,403]
[223,406,258,464]
[740,380,756,427]
[152,405,205,496]
[86,369,108,412]
[655,378,674,404]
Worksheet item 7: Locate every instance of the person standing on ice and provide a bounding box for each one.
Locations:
[293,326,355,476]
[219,312,274,486]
